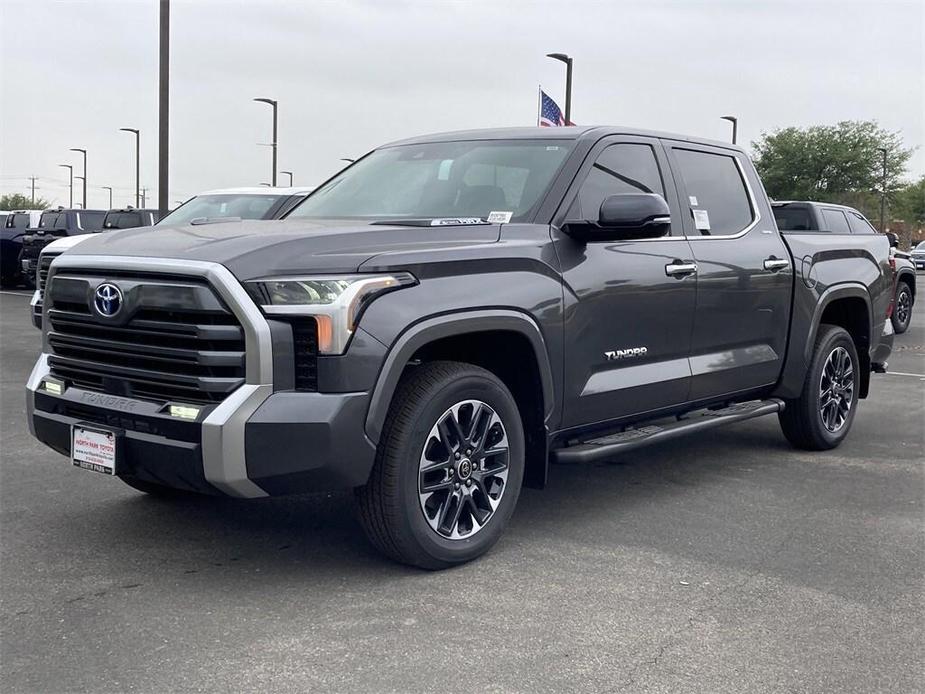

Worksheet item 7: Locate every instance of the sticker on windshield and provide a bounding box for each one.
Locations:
[693,209,711,231]
[487,211,513,224]
[430,218,485,226]
[689,195,699,206]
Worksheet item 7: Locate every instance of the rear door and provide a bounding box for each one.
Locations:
[666,144,792,401]
[555,136,697,428]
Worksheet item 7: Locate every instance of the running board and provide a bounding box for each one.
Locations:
[552,399,786,465]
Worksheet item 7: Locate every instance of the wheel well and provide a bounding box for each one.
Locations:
[409,330,547,489]
[897,272,915,301]
[820,297,871,398]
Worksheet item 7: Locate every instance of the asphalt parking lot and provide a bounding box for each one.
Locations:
[1,288,922,693]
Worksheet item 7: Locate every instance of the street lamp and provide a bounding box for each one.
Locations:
[878,147,888,232]
[721,115,738,144]
[253,97,278,186]
[120,128,140,207]
[281,170,293,186]
[58,164,74,208]
[102,186,113,209]
[70,148,87,209]
[74,177,85,207]
[546,52,573,123]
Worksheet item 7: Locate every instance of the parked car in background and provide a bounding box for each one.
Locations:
[1,210,44,286]
[157,187,313,226]
[772,201,916,334]
[18,208,107,289]
[27,127,894,568]
[910,241,925,271]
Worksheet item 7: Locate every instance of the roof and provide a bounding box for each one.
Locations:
[384,125,743,153]
[773,200,862,213]
[193,186,314,196]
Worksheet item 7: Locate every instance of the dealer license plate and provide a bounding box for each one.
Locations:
[71,425,117,475]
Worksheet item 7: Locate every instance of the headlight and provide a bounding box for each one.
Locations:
[245,273,416,354]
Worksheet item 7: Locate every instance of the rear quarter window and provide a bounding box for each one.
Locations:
[821,209,851,234]
[847,211,877,234]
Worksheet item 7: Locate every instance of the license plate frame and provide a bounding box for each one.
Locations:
[71,424,119,475]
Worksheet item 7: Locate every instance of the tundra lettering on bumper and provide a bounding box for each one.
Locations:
[26,255,377,497]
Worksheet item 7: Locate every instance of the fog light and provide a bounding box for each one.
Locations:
[168,404,201,420]
[41,379,64,395]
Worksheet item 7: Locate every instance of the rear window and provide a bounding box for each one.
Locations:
[773,206,813,231]
[821,209,851,234]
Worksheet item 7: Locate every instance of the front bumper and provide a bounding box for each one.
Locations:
[27,355,376,497]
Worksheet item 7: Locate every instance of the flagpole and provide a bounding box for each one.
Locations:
[537,85,542,126]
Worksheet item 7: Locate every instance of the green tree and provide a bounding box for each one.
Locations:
[893,176,925,226]
[0,193,50,211]
[751,121,913,220]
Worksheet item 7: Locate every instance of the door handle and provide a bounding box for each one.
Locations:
[665,261,698,278]
[763,257,790,272]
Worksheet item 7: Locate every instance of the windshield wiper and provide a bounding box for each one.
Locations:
[188,216,243,226]
[369,217,489,227]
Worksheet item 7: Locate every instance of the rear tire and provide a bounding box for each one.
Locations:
[356,361,525,569]
[779,324,859,451]
[891,280,912,334]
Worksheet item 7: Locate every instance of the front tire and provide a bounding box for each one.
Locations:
[891,280,912,334]
[779,324,860,451]
[356,361,525,569]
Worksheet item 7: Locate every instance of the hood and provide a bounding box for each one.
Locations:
[65,218,502,280]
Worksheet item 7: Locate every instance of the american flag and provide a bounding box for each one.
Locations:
[539,89,569,127]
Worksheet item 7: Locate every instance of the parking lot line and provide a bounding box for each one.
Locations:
[884,371,925,379]
[0,291,33,297]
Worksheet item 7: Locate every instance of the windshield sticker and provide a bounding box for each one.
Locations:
[430,218,485,226]
[487,211,513,224]
[689,195,698,206]
[693,209,711,231]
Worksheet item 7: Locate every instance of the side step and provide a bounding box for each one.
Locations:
[552,399,785,465]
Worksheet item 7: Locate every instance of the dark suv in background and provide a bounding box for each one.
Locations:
[14,209,107,288]
[102,208,160,230]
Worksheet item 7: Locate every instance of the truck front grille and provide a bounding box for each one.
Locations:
[37,252,58,299]
[46,272,246,405]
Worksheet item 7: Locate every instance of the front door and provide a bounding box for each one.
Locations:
[666,144,792,401]
[554,137,697,430]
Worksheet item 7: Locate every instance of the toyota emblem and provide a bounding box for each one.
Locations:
[94,283,123,317]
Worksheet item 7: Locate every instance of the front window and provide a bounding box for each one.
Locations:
[287,140,573,222]
[157,194,285,226]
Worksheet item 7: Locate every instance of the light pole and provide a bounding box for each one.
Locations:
[158,0,170,218]
[120,128,140,207]
[102,186,113,208]
[253,97,278,186]
[281,170,293,186]
[74,177,85,207]
[721,115,738,144]
[878,147,888,232]
[546,52,573,123]
[141,187,147,208]
[58,164,74,207]
[70,148,87,209]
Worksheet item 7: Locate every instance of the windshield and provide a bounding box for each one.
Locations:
[103,211,143,229]
[287,140,573,222]
[157,194,285,225]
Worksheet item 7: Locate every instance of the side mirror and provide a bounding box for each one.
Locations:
[885,232,899,248]
[563,193,671,242]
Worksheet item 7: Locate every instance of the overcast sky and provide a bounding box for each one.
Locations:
[1,0,922,209]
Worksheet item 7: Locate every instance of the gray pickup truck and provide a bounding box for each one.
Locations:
[27,127,894,568]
